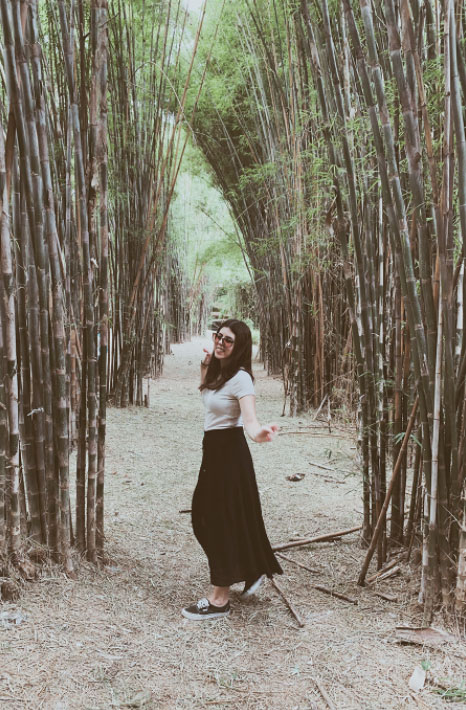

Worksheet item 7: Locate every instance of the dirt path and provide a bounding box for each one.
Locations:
[1,338,465,709]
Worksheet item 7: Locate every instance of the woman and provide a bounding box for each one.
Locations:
[182,319,283,620]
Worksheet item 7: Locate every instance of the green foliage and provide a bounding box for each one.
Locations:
[238,162,279,192]
[392,431,422,448]
[432,683,466,702]
[423,54,444,137]
[170,139,251,318]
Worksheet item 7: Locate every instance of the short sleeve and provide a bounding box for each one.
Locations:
[230,370,255,399]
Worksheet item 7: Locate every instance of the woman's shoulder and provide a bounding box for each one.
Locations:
[232,368,253,382]
[228,368,255,397]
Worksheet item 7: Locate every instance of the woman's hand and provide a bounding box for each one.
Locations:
[254,423,279,443]
[201,348,211,368]
[200,348,211,385]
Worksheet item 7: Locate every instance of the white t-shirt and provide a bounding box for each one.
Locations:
[202,369,255,431]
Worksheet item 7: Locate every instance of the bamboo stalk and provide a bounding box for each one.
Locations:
[424,281,443,617]
[0,134,20,557]
[0,129,8,557]
[0,315,6,557]
[95,0,109,556]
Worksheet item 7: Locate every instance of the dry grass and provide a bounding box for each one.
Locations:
[1,337,466,709]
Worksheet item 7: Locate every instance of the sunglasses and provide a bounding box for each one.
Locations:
[214,332,235,346]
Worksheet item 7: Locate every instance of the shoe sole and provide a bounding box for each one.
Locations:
[181,608,231,620]
[241,574,266,598]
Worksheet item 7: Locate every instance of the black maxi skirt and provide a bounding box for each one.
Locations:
[191,427,283,587]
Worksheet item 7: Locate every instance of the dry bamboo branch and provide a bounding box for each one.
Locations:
[366,558,399,584]
[276,552,357,603]
[312,585,357,605]
[374,592,398,602]
[376,566,401,581]
[275,552,319,573]
[270,578,305,627]
[308,460,334,471]
[272,525,362,551]
[314,679,336,710]
[312,394,328,420]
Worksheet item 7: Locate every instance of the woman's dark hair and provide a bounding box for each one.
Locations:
[200,319,254,391]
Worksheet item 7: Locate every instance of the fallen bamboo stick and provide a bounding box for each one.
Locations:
[205,701,236,705]
[308,460,334,471]
[272,525,362,552]
[313,584,357,605]
[366,558,399,584]
[314,679,336,710]
[271,578,305,627]
[377,565,400,581]
[358,396,419,586]
[277,553,357,604]
[275,552,319,573]
[313,474,346,485]
[312,394,328,420]
[179,509,191,514]
[374,591,398,602]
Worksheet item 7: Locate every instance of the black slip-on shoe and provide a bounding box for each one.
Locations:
[181,597,231,620]
[241,574,266,599]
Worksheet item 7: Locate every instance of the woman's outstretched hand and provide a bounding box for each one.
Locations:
[255,423,279,443]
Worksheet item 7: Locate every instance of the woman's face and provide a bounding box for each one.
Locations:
[213,326,235,361]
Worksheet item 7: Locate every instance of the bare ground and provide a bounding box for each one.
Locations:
[1,337,466,710]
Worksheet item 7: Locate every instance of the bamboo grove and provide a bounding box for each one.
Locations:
[186,0,466,616]
[108,0,205,407]
[2,0,466,619]
[0,0,203,582]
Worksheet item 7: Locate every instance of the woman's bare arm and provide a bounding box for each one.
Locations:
[239,395,278,443]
